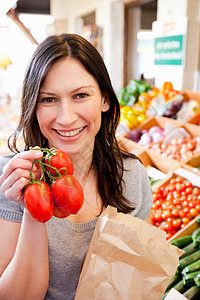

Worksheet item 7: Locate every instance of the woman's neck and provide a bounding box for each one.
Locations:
[71,153,93,185]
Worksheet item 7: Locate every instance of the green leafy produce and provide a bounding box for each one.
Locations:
[117,79,151,106]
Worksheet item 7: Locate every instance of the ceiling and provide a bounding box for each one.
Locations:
[15,0,50,14]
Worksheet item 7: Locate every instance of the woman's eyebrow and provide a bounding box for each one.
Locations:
[39,86,95,95]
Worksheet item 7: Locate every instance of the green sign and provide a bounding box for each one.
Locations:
[154,35,185,65]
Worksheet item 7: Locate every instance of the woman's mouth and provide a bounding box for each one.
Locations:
[56,127,84,137]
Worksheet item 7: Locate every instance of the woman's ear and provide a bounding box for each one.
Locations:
[101,91,110,112]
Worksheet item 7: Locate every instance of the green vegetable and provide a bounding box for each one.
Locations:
[183,285,200,299]
[170,235,193,248]
[183,271,200,286]
[165,273,181,291]
[162,279,187,299]
[192,228,200,245]
[194,273,200,287]
[178,250,200,270]
[182,259,200,274]
[172,279,187,293]
[116,79,150,107]
[180,242,199,259]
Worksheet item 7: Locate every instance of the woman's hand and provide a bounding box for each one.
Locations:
[0,150,43,207]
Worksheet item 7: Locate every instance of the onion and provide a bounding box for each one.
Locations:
[138,132,153,147]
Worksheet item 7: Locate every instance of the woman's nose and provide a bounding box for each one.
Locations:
[56,100,78,125]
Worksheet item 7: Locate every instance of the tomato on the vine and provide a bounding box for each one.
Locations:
[45,149,73,176]
[24,181,54,223]
[52,174,84,215]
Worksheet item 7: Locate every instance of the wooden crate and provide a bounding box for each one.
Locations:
[138,151,180,174]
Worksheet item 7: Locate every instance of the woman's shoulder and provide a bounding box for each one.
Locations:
[122,156,152,219]
[122,155,146,176]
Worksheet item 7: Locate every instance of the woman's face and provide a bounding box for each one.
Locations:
[36,58,109,157]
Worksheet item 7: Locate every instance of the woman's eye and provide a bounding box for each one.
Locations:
[41,97,56,103]
[75,93,88,99]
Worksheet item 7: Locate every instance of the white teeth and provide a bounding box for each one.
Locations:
[57,127,83,137]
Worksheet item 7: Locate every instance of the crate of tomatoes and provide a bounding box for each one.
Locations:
[151,174,200,240]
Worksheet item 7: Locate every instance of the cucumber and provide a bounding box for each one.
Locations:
[165,273,181,291]
[173,279,187,293]
[170,235,192,248]
[180,242,199,259]
[183,285,200,300]
[192,228,200,245]
[182,259,200,274]
[183,271,200,286]
[162,279,187,299]
[194,273,200,287]
[178,250,200,270]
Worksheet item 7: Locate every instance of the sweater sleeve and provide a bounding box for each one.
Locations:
[123,157,153,220]
[0,154,24,222]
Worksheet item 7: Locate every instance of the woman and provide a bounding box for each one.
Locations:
[0,34,152,299]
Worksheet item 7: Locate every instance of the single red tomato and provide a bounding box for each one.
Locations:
[45,149,73,176]
[171,209,179,218]
[153,212,162,223]
[175,176,184,184]
[52,174,84,216]
[190,208,199,218]
[161,210,172,220]
[179,210,186,218]
[172,218,181,229]
[196,204,200,212]
[164,220,173,232]
[193,187,200,196]
[24,181,54,223]
[181,217,190,225]
[185,181,193,188]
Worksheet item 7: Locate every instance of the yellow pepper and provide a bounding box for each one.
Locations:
[120,106,138,130]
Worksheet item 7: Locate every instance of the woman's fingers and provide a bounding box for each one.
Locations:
[0,150,43,205]
[3,176,29,206]
[0,150,43,184]
[1,169,32,193]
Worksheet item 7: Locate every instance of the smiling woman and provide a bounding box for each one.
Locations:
[0,33,152,299]
[36,58,109,157]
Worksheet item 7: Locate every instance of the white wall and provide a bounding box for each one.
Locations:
[155,0,200,90]
[50,0,125,92]
[50,0,200,92]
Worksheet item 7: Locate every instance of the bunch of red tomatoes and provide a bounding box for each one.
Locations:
[24,148,84,223]
[151,176,200,239]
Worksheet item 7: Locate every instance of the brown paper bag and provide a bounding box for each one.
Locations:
[75,206,183,300]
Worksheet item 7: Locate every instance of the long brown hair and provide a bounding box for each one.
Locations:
[9,33,138,213]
